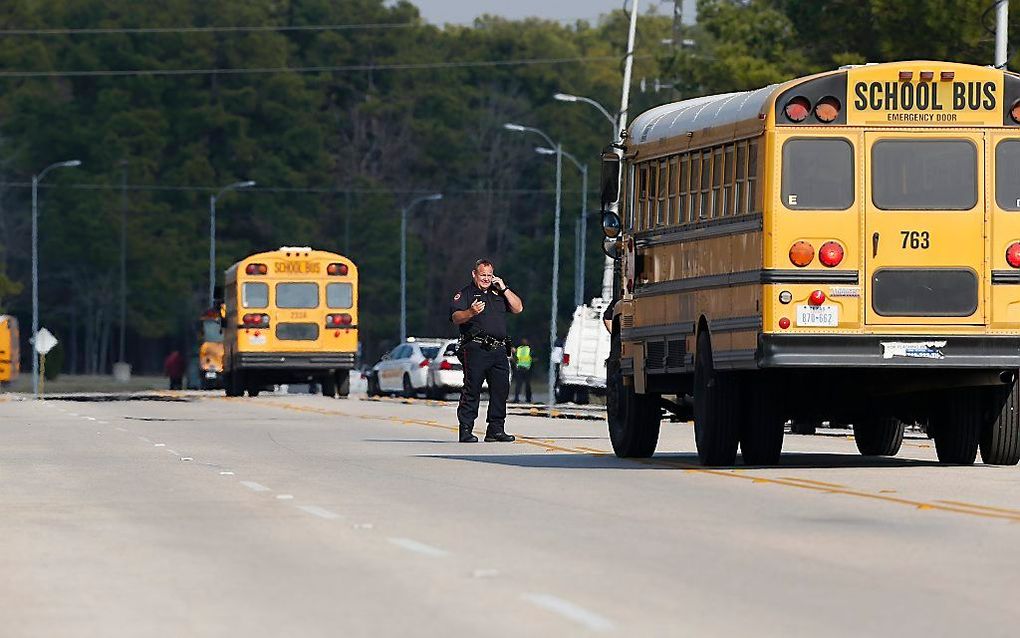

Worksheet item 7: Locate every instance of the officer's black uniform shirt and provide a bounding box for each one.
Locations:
[449,283,511,339]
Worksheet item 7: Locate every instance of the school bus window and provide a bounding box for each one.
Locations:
[712,148,723,217]
[723,145,735,216]
[747,140,760,213]
[242,282,268,308]
[276,282,319,309]
[668,156,680,225]
[699,150,712,219]
[995,140,1020,210]
[327,282,354,309]
[872,140,977,210]
[686,154,699,223]
[625,164,636,229]
[676,155,688,224]
[656,159,667,226]
[636,164,648,229]
[735,142,747,215]
[781,139,855,210]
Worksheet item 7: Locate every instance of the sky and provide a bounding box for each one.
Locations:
[407,0,685,26]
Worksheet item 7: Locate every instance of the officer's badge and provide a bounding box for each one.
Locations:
[453,292,461,301]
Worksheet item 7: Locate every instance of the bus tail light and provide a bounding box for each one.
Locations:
[326,313,353,326]
[419,359,431,368]
[784,96,811,122]
[814,97,841,123]
[809,290,826,306]
[789,241,815,267]
[818,241,844,267]
[1007,242,1020,268]
[440,360,453,370]
[327,263,348,276]
[779,317,791,330]
[1011,101,1020,124]
[562,354,570,366]
[245,263,268,275]
[242,313,269,328]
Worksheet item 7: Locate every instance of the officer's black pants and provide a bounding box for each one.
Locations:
[457,342,511,435]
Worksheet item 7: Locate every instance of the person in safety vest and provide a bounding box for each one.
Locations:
[512,338,533,403]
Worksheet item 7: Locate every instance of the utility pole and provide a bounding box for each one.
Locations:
[996,0,1009,69]
[118,159,127,367]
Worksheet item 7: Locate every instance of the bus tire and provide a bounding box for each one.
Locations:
[321,375,336,398]
[853,417,904,456]
[607,322,660,458]
[740,378,784,466]
[932,388,981,465]
[336,372,350,398]
[790,421,817,435]
[694,329,740,466]
[225,370,244,397]
[980,376,1020,465]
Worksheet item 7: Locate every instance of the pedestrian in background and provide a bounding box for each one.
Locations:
[163,350,185,390]
[513,338,533,403]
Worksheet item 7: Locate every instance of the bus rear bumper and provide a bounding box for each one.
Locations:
[758,334,1020,368]
[238,352,356,370]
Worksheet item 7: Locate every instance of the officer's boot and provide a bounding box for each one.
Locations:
[459,426,478,443]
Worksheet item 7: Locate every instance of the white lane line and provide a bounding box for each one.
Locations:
[522,594,614,633]
[239,481,271,492]
[276,494,294,500]
[297,505,340,520]
[83,416,97,421]
[115,427,128,432]
[98,420,109,424]
[219,471,235,475]
[180,457,193,462]
[387,537,449,558]
[154,443,165,447]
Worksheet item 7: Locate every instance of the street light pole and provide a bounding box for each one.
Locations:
[209,180,256,307]
[537,146,587,306]
[119,160,128,366]
[504,123,562,411]
[400,193,443,343]
[553,92,617,135]
[31,158,82,398]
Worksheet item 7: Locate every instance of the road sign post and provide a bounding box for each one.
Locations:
[32,328,58,399]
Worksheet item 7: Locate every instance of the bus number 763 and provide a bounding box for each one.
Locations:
[900,230,931,249]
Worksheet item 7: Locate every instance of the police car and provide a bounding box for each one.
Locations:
[367,337,445,398]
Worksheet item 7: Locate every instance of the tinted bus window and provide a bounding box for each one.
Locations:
[781,139,854,210]
[996,140,1020,211]
[276,282,319,308]
[872,140,977,210]
[242,282,268,308]
[327,282,353,308]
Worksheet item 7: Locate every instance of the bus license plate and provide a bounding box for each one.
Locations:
[205,372,217,379]
[796,305,838,327]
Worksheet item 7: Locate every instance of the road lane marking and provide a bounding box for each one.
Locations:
[276,494,294,500]
[935,500,1020,516]
[180,457,193,462]
[115,427,128,432]
[98,420,108,424]
[387,537,449,557]
[240,481,271,492]
[154,443,165,447]
[298,505,340,520]
[219,471,235,475]
[225,397,1020,524]
[84,416,96,421]
[522,593,614,633]
[779,477,847,488]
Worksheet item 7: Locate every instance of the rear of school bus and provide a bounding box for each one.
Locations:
[762,61,1020,465]
[223,247,358,398]
[0,315,19,386]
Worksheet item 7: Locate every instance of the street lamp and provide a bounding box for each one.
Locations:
[31,159,82,398]
[553,92,617,134]
[209,180,256,307]
[400,193,443,343]
[537,146,588,307]
[504,122,562,412]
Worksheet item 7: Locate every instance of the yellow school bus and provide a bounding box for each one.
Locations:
[601,60,1020,467]
[0,315,19,386]
[197,306,225,390]
[223,247,358,398]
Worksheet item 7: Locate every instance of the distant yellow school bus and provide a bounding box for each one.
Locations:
[601,60,1020,467]
[0,315,19,386]
[223,247,358,398]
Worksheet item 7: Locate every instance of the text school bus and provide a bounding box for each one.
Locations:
[601,61,1020,467]
[223,247,358,398]
[0,315,19,387]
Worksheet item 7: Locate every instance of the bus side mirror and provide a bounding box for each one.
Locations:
[599,150,621,207]
[601,211,621,239]
[603,238,622,260]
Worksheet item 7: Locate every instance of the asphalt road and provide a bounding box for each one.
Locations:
[2,391,1018,637]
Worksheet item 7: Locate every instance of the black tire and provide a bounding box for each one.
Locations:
[853,417,905,456]
[740,377,784,466]
[225,369,244,397]
[607,321,660,458]
[336,372,350,398]
[247,385,261,398]
[693,329,740,466]
[981,376,1020,465]
[554,381,573,404]
[321,375,336,398]
[574,388,590,405]
[402,373,416,398]
[789,421,817,435]
[931,388,982,465]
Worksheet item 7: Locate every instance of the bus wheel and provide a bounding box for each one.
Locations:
[931,389,981,465]
[247,385,261,398]
[981,376,1020,465]
[694,329,740,466]
[607,321,659,458]
[225,371,243,397]
[336,372,350,399]
[321,375,336,398]
[789,421,818,435]
[740,378,784,466]
[853,417,905,456]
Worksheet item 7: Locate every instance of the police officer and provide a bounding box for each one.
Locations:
[450,259,524,442]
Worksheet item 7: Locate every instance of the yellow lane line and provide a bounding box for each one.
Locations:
[213,397,1020,524]
[934,500,1020,516]
[779,477,848,489]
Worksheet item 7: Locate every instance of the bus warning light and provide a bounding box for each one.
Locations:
[784,96,811,122]
[1006,243,1020,268]
[940,71,955,81]
[814,97,841,123]
[898,71,913,81]
[818,241,844,267]
[919,71,934,82]
[327,263,349,276]
[327,313,353,326]
[789,241,815,267]
[245,263,268,275]
[808,290,827,306]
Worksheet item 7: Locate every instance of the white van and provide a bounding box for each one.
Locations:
[554,298,611,404]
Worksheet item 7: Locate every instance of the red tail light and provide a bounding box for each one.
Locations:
[1007,242,1020,268]
[784,96,811,122]
[789,241,815,267]
[440,360,453,370]
[326,313,353,326]
[818,241,844,267]
[808,290,826,306]
[419,359,430,368]
[242,313,269,327]
[245,263,268,275]
[562,354,570,366]
[327,263,349,276]
[814,96,841,123]
[779,317,791,330]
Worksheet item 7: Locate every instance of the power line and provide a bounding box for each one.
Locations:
[0,22,418,36]
[0,54,638,78]
[6,181,588,195]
